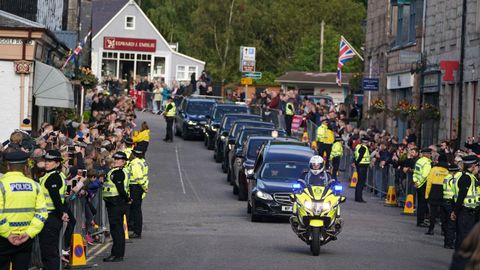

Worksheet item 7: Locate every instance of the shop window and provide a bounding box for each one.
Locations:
[102,59,118,78]
[125,16,135,30]
[176,65,186,80]
[154,57,165,78]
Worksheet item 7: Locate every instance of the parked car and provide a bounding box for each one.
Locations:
[213,113,262,163]
[247,141,315,222]
[175,97,216,140]
[204,103,249,150]
[221,120,275,171]
[233,136,300,201]
[227,127,286,184]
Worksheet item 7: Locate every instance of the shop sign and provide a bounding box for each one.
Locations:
[0,38,34,45]
[104,37,156,52]
[14,61,32,74]
[387,73,414,90]
[439,60,459,82]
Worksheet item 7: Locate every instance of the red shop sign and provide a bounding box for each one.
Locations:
[103,37,156,52]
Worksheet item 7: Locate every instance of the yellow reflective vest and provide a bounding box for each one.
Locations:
[316,124,334,144]
[0,172,47,238]
[128,158,149,192]
[425,166,449,199]
[103,167,130,198]
[354,144,370,165]
[286,102,294,116]
[123,147,133,159]
[39,171,66,211]
[413,157,432,188]
[166,102,176,117]
[330,141,343,159]
[443,174,455,200]
[454,172,479,209]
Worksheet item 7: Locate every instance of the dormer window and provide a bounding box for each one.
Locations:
[125,16,135,30]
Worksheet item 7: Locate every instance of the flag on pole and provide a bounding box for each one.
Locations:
[62,30,91,69]
[336,36,363,86]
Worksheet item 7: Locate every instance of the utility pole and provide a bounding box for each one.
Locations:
[457,0,467,147]
[319,20,325,72]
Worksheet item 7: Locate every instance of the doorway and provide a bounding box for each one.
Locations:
[120,61,134,85]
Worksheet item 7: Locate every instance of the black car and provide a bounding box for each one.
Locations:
[175,97,216,140]
[247,141,314,222]
[213,113,262,163]
[221,120,275,172]
[226,127,287,184]
[233,136,300,201]
[204,103,249,150]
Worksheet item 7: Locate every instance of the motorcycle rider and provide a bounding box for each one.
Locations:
[300,156,335,187]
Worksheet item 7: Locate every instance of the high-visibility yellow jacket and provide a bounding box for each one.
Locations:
[330,141,343,159]
[103,167,130,198]
[425,166,449,199]
[354,144,370,165]
[128,157,149,192]
[123,147,133,159]
[413,157,432,188]
[39,171,66,212]
[165,103,176,117]
[133,130,150,143]
[443,174,455,200]
[454,172,479,209]
[0,172,47,238]
[316,124,334,144]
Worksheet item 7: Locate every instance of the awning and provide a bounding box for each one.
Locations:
[34,61,74,108]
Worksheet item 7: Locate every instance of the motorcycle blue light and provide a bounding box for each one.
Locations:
[293,183,302,189]
[333,185,343,192]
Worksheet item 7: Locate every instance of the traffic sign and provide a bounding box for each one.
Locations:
[241,60,255,72]
[362,78,379,91]
[241,78,253,85]
[240,46,256,72]
[242,72,262,79]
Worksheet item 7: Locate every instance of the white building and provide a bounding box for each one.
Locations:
[91,0,205,86]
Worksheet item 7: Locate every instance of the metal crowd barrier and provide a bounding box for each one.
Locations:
[248,105,285,130]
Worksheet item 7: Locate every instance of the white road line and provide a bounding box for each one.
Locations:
[87,242,111,263]
[175,145,187,194]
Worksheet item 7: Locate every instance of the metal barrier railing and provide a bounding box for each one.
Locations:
[248,105,285,130]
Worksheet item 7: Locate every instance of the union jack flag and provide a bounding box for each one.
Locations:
[62,31,91,69]
[336,36,359,86]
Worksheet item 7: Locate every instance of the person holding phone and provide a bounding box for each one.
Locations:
[38,150,69,270]
[102,152,130,262]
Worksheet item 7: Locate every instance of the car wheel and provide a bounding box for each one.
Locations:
[221,159,227,173]
[207,138,214,150]
[251,201,260,222]
[310,227,321,256]
[238,175,247,201]
[182,126,190,140]
[233,183,238,195]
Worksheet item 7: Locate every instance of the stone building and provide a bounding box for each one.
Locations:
[423,0,480,146]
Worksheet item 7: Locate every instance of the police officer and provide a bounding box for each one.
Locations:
[0,151,47,270]
[284,99,295,136]
[38,150,69,270]
[330,135,343,180]
[424,161,449,235]
[122,137,134,159]
[316,119,335,167]
[102,152,130,262]
[128,147,148,238]
[353,137,370,203]
[442,164,460,249]
[451,155,479,250]
[413,148,432,227]
[301,156,333,186]
[162,97,176,142]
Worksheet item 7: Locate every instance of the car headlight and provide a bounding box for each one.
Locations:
[228,144,233,150]
[187,120,197,125]
[246,169,254,175]
[256,190,273,200]
[220,135,226,140]
[211,127,218,132]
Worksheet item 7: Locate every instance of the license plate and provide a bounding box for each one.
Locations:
[282,206,293,212]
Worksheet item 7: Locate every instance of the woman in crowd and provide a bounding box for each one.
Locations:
[132,121,150,153]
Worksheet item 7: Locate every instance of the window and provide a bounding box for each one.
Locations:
[188,66,197,79]
[176,65,186,80]
[391,0,422,47]
[125,16,135,30]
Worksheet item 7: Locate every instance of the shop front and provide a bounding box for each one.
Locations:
[387,72,414,140]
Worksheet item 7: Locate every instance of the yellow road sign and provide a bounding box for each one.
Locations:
[241,78,253,85]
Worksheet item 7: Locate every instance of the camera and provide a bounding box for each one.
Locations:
[78,169,87,178]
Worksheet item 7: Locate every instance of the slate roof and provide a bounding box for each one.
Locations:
[92,0,130,36]
[0,9,46,29]
[276,71,352,85]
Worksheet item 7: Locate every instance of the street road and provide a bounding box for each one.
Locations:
[90,112,453,270]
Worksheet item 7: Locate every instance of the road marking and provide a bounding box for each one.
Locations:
[181,167,201,202]
[87,242,111,263]
[175,145,187,194]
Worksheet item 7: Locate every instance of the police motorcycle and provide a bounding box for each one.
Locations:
[289,156,346,256]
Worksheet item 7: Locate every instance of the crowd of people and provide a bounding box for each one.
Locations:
[0,90,151,269]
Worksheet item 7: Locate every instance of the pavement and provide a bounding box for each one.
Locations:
[89,112,453,270]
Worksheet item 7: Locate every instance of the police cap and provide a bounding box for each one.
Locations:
[461,155,478,165]
[448,164,460,172]
[123,137,134,145]
[335,134,342,141]
[44,150,62,162]
[436,161,449,169]
[4,151,29,164]
[112,151,128,160]
[132,146,144,156]
[420,148,432,154]
[361,136,370,143]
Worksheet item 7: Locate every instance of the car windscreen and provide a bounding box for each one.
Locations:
[232,123,273,138]
[213,107,248,121]
[237,129,283,147]
[247,139,269,159]
[260,162,309,180]
[186,102,214,115]
[222,115,261,130]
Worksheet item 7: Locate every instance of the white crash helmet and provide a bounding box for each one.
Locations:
[309,155,324,175]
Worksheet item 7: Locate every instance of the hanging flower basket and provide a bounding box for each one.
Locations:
[414,103,440,122]
[78,67,98,90]
[392,100,417,121]
[368,98,390,115]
